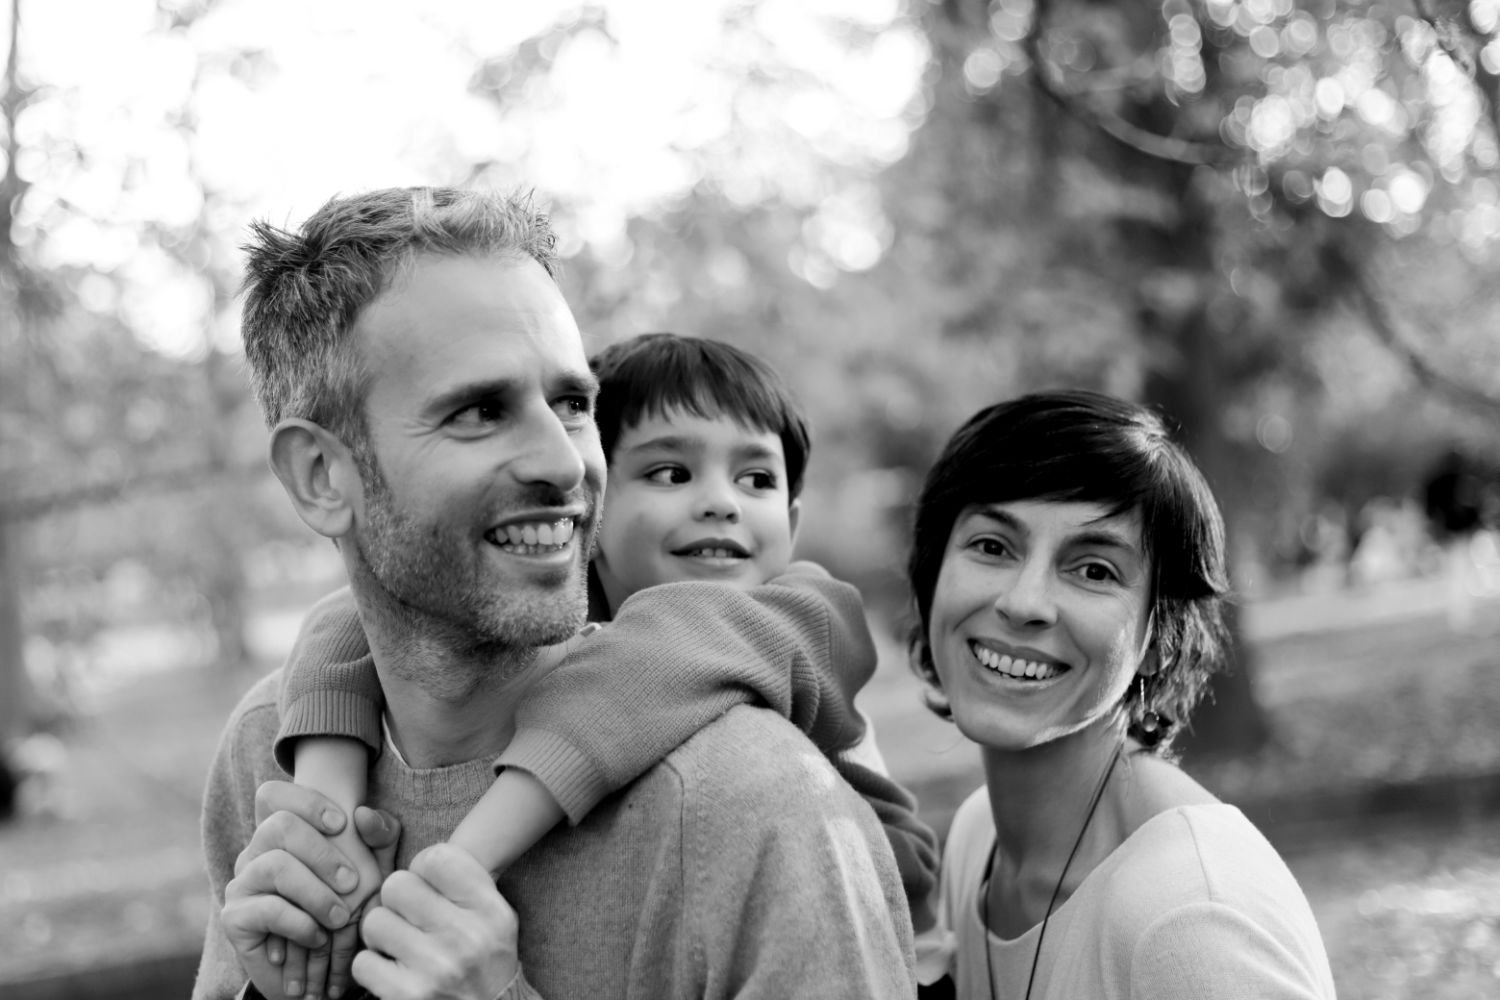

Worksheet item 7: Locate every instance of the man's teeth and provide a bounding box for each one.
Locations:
[493,519,574,551]
[974,645,1062,681]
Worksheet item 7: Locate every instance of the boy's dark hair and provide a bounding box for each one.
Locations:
[905,390,1231,755]
[589,332,811,500]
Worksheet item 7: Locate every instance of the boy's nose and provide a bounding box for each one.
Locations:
[697,487,741,522]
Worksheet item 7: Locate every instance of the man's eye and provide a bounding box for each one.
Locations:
[451,402,503,428]
[645,466,690,485]
[556,396,592,420]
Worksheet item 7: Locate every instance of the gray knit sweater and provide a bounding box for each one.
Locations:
[193,677,917,999]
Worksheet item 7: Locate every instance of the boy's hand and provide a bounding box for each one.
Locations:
[288,803,400,999]
[232,781,397,999]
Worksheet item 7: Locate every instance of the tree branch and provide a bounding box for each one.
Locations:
[1344,270,1500,418]
[1409,0,1500,142]
[1023,0,1239,168]
[0,458,267,524]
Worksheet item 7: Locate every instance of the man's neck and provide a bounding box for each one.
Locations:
[350,583,539,769]
[376,655,534,768]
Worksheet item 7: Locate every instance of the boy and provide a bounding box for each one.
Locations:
[275,333,938,996]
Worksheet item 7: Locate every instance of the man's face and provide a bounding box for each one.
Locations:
[348,254,605,650]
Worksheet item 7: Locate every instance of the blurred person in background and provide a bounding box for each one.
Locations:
[907,391,1336,1000]
[1422,447,1488,630]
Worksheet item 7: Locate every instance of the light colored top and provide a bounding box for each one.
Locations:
[935,788,1338,1000]
[194,676,917,1000]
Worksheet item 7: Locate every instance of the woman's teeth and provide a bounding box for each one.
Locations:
[974,644,1062,681]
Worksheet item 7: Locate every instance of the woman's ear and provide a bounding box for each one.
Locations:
[267,419,362,539]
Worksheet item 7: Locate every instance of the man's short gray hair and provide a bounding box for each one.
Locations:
[239,187,559,449]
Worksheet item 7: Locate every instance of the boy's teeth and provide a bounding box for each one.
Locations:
[974,644,1061,681]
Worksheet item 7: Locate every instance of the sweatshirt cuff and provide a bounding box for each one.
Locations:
[492,729,611,825]
[272,692,384,775]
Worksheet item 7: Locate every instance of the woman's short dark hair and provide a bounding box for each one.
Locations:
[906,390,1231,754]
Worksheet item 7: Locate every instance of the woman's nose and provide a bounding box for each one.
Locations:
[993,560,1057,627]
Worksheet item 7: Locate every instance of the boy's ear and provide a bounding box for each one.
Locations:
[267,419,364,539]
[787,497,802,547]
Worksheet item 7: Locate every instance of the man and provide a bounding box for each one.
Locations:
[193,187,916,1000]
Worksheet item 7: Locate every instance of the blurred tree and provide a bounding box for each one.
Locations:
[868,0,1500,757]
[0,0,279,751]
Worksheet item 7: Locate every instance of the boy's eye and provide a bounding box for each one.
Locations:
[644,465,690,486]
[738,470,778,491]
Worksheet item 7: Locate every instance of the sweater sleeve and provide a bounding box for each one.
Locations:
[272,586,384,775]
[494,561,877,823]
[831,754,941,931]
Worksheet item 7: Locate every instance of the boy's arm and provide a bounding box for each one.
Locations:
[272,586,386,1000]
[447,769,565,877]
[495,561,878,823]
[274,586,384,774]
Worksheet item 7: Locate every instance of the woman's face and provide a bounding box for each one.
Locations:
[928,499,1155,751]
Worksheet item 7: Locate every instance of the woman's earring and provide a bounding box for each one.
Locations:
[1138,675,1162,736]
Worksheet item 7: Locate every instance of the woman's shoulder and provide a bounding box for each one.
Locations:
[1085,804,1335,996]
[1094,802,1310,921]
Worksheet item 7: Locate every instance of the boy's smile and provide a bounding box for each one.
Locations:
[593,409,801,611]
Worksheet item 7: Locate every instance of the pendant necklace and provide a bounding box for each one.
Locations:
[981,744,1122,1000]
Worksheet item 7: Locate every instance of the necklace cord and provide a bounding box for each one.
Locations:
[982,745,1123,1000]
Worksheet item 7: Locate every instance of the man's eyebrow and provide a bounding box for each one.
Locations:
[425,377,519,417]
[425,370,600,417]
[558,370,601,400]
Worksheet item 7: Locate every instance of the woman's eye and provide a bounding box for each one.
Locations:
[645,466,690,485]
[970,536,1010,558]
[1077,562,1120,583]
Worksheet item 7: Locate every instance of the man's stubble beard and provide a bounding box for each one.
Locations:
[348,447,590,692]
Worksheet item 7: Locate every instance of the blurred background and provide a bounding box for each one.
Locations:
[2,0,1499,996]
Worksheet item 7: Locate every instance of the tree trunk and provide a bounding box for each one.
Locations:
[0,522,32,819]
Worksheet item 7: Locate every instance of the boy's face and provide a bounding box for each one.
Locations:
[592,408,801,612]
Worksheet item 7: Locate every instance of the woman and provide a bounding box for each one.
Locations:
[910,391,1336,999]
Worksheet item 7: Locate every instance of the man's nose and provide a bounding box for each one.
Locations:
[512,406,587,491]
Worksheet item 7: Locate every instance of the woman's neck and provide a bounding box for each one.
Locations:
[980,725,1129,922]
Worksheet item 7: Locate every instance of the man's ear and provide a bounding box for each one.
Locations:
[267,419,363,539]
[787,497,802,548]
